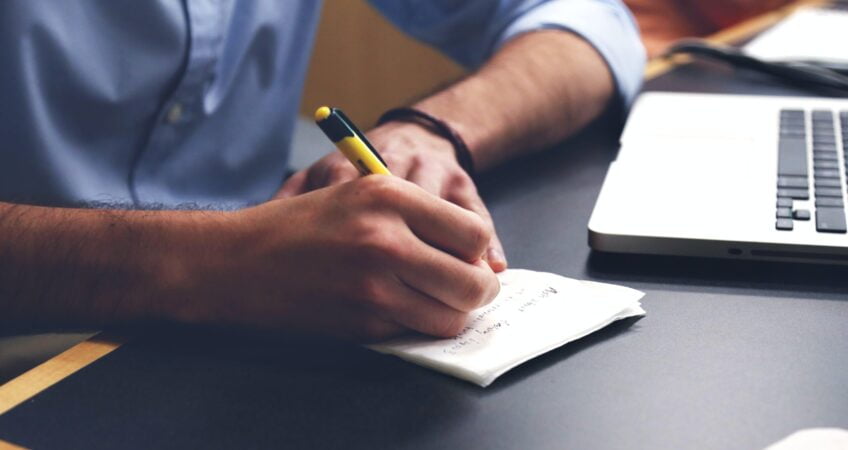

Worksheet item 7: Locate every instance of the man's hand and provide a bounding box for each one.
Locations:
[187,175,500,341]
[0,177,499,341]
[277,121,507,272]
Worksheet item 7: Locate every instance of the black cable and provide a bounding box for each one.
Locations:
[664,40,848,95]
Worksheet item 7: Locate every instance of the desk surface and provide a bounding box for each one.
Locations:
[3,18,848,450]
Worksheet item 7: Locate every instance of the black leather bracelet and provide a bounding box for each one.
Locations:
[377,107,475,177]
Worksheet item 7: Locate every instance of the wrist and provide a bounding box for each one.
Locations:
[377,107,475,176]
[370,120,458,162]
[147,209,242,325]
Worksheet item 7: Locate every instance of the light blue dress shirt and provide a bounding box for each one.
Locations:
[0,0,644,209]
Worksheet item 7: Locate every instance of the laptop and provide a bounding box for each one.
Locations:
[588,92,848,264]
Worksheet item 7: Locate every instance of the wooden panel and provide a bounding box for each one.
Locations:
[0,334,121,416]
[0,439,26,450]
[300,0,465,126]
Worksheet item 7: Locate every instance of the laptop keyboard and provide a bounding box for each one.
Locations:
[776,109,848,233]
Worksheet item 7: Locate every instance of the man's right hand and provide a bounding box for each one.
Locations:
[178,175,500,341]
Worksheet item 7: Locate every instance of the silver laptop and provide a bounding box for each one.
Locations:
[589,92,848,264]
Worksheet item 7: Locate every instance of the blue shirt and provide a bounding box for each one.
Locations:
[0,0,644,209]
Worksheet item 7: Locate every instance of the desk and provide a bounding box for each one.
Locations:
[2,6,848,450]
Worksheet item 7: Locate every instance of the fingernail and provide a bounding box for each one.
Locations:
[487,248,507,271]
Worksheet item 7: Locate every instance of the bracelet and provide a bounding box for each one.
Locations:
[377,107,475,177]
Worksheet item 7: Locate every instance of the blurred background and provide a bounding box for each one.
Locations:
[300,0,802,126]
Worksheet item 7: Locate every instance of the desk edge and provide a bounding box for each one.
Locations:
[0,333,122,416]
[0,439,27,450]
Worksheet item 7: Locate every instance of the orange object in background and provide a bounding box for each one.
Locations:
[625,0,793,57]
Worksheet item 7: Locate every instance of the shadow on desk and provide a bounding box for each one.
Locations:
[587,251,848,300]
[487,316,644,393]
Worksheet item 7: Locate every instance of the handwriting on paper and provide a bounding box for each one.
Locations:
[444,284,560,355]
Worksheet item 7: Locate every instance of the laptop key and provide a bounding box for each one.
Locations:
[816,197,845,207]
[814,160,839,170]
[780,130,806,138]
[813,142,837,150]
[778,137,808,176]
[777,177,808,188]
[816,207,847,233]
[777,197,793,208]
[813,151,839,161]
[815,187,843,198]
[814,169,840,179]
[776,219,794,231]
[793,209,811,220]
[777,207,792,218]
[777,188,809,199]
[815,178,842,188]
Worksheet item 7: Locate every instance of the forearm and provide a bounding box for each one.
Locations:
[0,202,224,327]
[414,30,615,172]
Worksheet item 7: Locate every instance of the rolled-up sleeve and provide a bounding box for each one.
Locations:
[368,0,646,107]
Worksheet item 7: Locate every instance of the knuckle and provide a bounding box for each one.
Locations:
[462,279,488,309]
[460,269,500,310]
[355,224,406,265]
[466,214,492,256]
[488,274,501,301]
[434,311,468,337]
[357,175,406,205]
[327,162,353,180]
[382,152,406,169]
[450,171,474,190]
[356,276,387,308]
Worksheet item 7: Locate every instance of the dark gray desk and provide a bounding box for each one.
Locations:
[1,62,847,450]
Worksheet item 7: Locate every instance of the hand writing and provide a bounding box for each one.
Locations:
[277,121,507,272]
[189,176,500,341]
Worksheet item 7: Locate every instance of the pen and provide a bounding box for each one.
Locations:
[314,106,392,176]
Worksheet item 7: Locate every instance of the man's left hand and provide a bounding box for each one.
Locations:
[277,121,507,272]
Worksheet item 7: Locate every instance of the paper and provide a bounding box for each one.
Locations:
[369,269,645,387]
[765,428,848,450]
[744,7,848,65]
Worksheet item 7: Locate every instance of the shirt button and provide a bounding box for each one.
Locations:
[166,103,183,124]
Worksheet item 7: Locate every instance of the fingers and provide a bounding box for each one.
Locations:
[397,243,500,313]
[280,154,362,199]
[276,170,308,199]
[369,274,473,338]
[389,183,491,263]
[447,177,508,272]
[398,157,507,272]
[317,160,359,188]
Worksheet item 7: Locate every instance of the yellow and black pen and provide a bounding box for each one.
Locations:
[314,106,391,176]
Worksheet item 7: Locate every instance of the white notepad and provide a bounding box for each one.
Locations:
[369,269,645,387]
[744,7,848,65]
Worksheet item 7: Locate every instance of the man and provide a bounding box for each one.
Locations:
[0,0,644,342]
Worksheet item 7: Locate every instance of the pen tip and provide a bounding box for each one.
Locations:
[314,106,331,122]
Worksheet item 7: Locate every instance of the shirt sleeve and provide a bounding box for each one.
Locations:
[367,0,646,107]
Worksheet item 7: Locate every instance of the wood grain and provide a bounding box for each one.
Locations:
[0,334,121,416]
